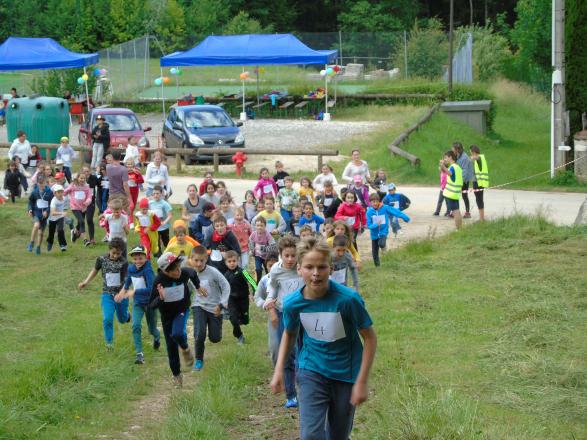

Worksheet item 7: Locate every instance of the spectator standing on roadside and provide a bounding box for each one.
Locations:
[342,149,370,185]
[91,115,110,169]
[8,130,32,166]
[106,149,131,214]
[452,142,475,219]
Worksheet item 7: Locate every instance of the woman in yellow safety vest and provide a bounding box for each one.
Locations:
[439,150,463,230]
[469,145,489,221]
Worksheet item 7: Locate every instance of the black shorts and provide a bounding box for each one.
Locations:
[446,198,460,211]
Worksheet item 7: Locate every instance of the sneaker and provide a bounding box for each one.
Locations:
[433,212,440,216]
[193,359,203,371]
[60,245,67,252]
[47,242,53,252]
[83,239,91,247]
[237,335,245,345]
[105,343,113,351]
[181,348,194,367]
[284,397,298,409]
[102,235,109,243]
[71,229,77,242]
[173,374,183,388]
[90,239,97,246]
[27,241,34,252]
[463,212,472,219]
[135,352,145,364]
[153,338,161,350]
[35,246,41,255]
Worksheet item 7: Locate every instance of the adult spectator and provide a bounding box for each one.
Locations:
[8,130,31,166]
[469,145,489,221]
[342,149,371,184]
[10,88,19,99]
[145,151,169,197]
[106,149,131,213]
[452,142,475,219]
[90,115,110,169]
[63,90,73,100]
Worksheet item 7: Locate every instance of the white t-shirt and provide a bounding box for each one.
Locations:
[106,214,128,241]
[125,144,140,162]
[49,197,67,221]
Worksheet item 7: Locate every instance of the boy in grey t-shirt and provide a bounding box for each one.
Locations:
[185,245,230,371]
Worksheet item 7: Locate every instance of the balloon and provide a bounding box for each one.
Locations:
[258,67,265,75]
[77,77,84,85]
[154,77,163,86]
[177,69,183,76]
[82,74,89,81]
[320,69,327,76]
[100,69,107,75]
[93,68,101,76]
[333,65,341,73]
[170,68,178,75]
[326,67,334,75]
[163,76,170,84]
[239,72,249,80]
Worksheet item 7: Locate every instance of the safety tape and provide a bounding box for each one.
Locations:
[460,156,584,193]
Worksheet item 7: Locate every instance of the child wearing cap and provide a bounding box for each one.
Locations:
[78,238,129,350]
[382,184,411,238]
[46,184,68,252]
[165,220,199,257]
[115,245,159,365]
[27,173,53,255]
[134,197,161,259]
[366,193,409,266]
[186,246,230,371]
[56,137,76,183]
[150,252,203,386]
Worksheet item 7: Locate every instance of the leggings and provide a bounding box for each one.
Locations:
[86,202,95,240]
[473,181,485,209]
[461,182,470,213]
[254,255,267,282]
[47,218,66,246]
[72,210,86,234]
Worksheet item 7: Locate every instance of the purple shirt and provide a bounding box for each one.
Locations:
[106,163,128,196]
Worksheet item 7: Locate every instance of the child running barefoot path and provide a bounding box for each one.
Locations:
[270,237,377,440]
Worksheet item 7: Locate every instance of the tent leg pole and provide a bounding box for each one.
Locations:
[240,67,247,121]
[324,64,330,121]
[83,66,90,119]
[160,67,166,123]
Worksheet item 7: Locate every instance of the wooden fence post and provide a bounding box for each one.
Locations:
[317,154,323,173]
[213,153,219,173]
[175,153,182,173]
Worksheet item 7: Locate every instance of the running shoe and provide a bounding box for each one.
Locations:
[60,245,67,252]
[47,242,53,252]
[173,374,183,388]
[71,229,78,242]
[27,241,34,252]
[83,239,91,247]
[153,338,161,350]
[237,335,245,345]
[35,246,41,255]
[284,397,298,409]
[135,352,145,365]
[193,359,203,371]
[464,212,472,219]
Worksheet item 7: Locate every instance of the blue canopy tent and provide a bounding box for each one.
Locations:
[160,34,338,119]
[0,37,99,109]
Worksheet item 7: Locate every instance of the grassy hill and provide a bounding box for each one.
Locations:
[1,200,585,439]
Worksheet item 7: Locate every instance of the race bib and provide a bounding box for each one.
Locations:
[163,284,184,302]
[109,220,123,234]
[281,196,291,206]
[29,159,37,167]
[277,179,284,187]
[138,215,150,227]
[255,243,267,254]
[263,184,273,194]
[373,215,386,226]
[210,249,223,261]
[306,195,312,202]
[61,154,71,162]
[131,276,146,290]
[379,184,388,193]
[308,222,318,232]
[74,191,86,201]
[345,217,355,226]
[293,225,301,236]
[280,277,304,297]
[105,272,121,287]
[266,221,276,233]
[330,268,347,284]
[128,180,137,187]
[323,198,333,207]
[300,312,346,343]
[36,199,48,209]
[200,279,210,292]
[101,180,109,189]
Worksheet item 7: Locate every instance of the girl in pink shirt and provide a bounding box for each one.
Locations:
[253,167,278,203]
[229,207,253,268]
[64,172,93,246]
[334,190,366,249]
[434,169,450,216]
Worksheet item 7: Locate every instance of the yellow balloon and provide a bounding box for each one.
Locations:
[81,74,89,81]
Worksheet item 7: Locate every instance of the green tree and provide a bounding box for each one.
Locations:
[109,0,147,44]
[153,0,186,53]
[223,11,272,35]
[397,18,448,79]
[184,0,231,37]
[566,0,587,136]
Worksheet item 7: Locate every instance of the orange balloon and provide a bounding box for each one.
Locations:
[163,76,170,84]
[239,72,249,80]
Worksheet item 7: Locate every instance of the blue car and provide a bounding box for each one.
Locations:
[162,104,245,164]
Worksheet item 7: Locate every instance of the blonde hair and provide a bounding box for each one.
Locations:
[296,236,332,264]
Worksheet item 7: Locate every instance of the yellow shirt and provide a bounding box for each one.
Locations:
[298,187,315,204]
[164,240,194,257]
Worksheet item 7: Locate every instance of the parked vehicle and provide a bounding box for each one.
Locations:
[162,104,244,164]
[78,108,151,162]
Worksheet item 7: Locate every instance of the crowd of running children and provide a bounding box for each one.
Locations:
[6,148,428,439]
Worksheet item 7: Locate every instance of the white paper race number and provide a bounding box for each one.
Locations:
[300,312,346,342]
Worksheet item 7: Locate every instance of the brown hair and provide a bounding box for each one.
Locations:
[278,235,298,254]
[191,245,207,256]
[224,250,239,261]
[212,214,227,225]
[296,236,332,264]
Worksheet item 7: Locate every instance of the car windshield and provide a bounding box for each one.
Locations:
[95,114,140,131]
[181,110,233,129]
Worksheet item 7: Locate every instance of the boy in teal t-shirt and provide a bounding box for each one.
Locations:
[270,237,377,440]
[148,185,173,253]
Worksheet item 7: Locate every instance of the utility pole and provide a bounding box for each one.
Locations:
[448,0,454,96]
[551,0,567,177]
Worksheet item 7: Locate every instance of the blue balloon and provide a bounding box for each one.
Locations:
[77,77,85,85]
[326,67,334,75]
[154,78,163,86]
[170,68,178,75]
[93,68,101,76]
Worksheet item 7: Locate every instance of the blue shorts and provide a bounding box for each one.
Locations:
[446,198,460,211]
[32,213,48,229]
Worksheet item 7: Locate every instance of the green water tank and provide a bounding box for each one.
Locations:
[6,97,70,159]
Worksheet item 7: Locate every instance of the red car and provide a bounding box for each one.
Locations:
[78,108,152,162]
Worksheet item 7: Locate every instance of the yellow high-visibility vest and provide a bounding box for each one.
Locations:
[474,154,489,188]
[443,163,463,200]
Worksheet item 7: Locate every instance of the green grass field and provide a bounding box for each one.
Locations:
[1,198,585,439]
